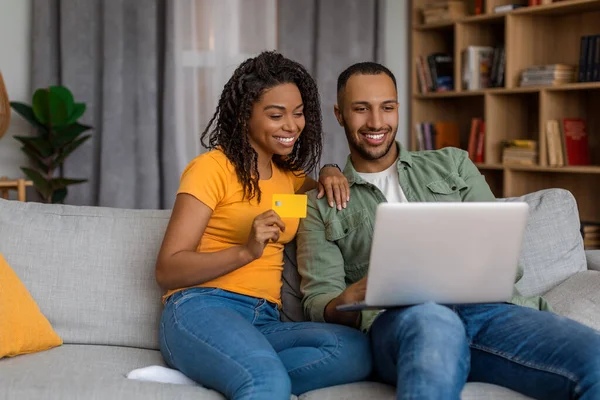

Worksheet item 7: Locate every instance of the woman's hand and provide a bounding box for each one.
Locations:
[243,210,286,261]
[317,165,350,210]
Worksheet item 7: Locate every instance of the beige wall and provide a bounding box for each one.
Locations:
[0,0,32,178]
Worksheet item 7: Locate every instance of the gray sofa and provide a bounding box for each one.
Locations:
[1,188,599,400]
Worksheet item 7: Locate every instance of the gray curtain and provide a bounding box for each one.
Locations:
[32,0,178,209]
[278,0,384,169]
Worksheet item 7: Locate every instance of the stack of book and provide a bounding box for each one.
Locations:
[546,118,591,166]
[415,53,454,93]
[502,140,538,165]
[462,46,505,90]
[519,64,576,87]
[582,223,600,250]
[421,1,467,24]
[578,35,600,82]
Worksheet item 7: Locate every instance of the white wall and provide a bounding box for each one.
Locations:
[381,0,410,148]
[0,0,32,178]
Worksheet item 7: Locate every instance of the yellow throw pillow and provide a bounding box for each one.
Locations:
[0,253,62,358]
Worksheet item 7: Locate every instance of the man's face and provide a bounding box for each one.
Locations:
[335,73,399,161]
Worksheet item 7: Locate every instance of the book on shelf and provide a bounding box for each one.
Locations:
[562,118,591,166]
[494,4,526,13]
[502,140,538,166]
[466,118,485,163]
[519,64,576,87]
[421,1,467,25]
[415,53,454,93]
[475,0,483,14]
[578,35,600,83]
[545,118,591,166]
[414,122,460,151]
[581,222,600,250]
[546,120,565,167]
[462,46,504,90]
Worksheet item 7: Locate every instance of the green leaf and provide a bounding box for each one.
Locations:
[32,87,70,127]
[50,123,92,149]
[21,167,52,199]
[51,134,91,169]
[20,146,49,171]
[32,89,49,125]
[14,135,54,157]
[9,102,48,134]
[51,188,68,204]
[50,178,87,190]
[66,103,86,125]
[49,86,75,112]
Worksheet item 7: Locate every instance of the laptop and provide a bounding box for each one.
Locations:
[337,202,529,311]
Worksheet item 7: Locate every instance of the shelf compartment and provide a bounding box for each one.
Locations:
[412,26,456,95]
[413,96,485,151]
[506,10,600,88]
[540,89,600,166]
[485,91,540,165]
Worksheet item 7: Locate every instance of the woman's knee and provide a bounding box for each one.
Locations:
[229,356,291,400]
[326,325,373,382]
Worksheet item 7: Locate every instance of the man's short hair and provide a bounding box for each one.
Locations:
[337,62,397,100]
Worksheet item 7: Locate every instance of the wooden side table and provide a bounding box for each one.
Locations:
[0,177,33,201]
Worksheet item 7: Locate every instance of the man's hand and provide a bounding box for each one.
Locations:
[324,277,367,329]
[339,277,367,304]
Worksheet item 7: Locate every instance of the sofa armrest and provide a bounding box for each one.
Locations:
[586,250,600,271]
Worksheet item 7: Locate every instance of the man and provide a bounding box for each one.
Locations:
[296,62,600,399]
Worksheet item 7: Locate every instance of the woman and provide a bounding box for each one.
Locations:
[155,51,371,400]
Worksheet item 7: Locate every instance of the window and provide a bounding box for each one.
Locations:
[172,0,277,170]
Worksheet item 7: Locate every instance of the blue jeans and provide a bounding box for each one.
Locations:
[159,287,372,400]
[370,302,600,400]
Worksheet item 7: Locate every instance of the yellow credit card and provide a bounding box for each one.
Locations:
[272,194,308,218]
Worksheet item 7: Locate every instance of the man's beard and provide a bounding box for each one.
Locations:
[343,123,397,161]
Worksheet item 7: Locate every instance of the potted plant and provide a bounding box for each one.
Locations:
[9,86,92,203]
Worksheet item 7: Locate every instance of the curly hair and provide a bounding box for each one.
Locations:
[200,51,323,203]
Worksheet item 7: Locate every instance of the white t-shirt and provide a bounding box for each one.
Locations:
[357,162,408,203]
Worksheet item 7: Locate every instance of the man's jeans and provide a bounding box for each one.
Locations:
[370,302,600,399]
[159,287,372,400]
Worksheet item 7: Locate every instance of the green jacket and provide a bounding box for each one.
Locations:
[297,144,551,332]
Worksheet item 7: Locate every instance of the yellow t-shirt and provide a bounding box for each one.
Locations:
[164,149,306,306]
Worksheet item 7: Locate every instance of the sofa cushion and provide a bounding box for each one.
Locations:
[499,189,587,296]
[544,270,600,332]
[298,381,532,399]
[0,199,170,350]
[0,344,223,400]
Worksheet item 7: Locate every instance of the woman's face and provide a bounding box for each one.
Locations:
[247,83,305,160]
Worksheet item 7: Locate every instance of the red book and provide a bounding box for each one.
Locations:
[475,121,485,163]
[467,118,481,161]
[562,118,590,165]
[475,0,483,14]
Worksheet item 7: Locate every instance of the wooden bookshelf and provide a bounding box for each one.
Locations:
[411,0,600,224]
